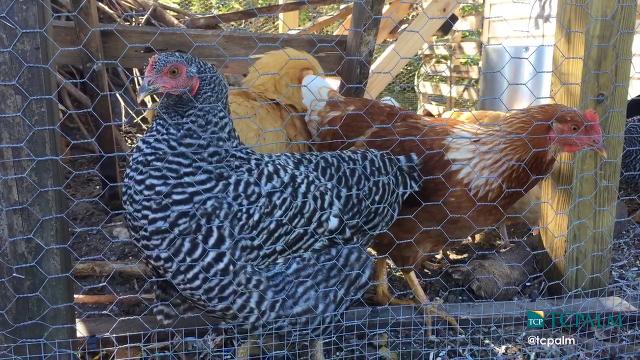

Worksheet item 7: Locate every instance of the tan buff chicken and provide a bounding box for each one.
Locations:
[231,48,321,153]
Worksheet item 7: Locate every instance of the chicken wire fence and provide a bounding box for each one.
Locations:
[1,0,640,359]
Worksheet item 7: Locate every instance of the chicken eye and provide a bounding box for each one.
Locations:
[168,67,180,78]
[571,125,580,132]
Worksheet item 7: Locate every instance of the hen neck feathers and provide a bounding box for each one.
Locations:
[152,73,243,152]
[446,116,556,201]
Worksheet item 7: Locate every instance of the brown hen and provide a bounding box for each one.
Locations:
[302,75,606,333]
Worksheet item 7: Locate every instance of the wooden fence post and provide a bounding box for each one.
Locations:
[539,0,637,295]
[278,0,300,33]
[0,0,75,350]
[364,0,458,100]
[339,0,385,97]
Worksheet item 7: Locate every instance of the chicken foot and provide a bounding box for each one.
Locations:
[372,258,461,337]
[499,224,509,245]
[372,258,415,305]
[236,336,260,360]
[404,270,461,337]
[311,339,326,360]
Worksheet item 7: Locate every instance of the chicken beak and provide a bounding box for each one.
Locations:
[137,80,160,103]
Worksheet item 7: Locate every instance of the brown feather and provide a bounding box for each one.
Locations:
[312,102,586,270]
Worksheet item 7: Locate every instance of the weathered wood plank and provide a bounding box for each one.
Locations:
[482,0,558,45]
[278,0,300,33]
[72,261,152,278]
[365,0,459,99]
[75,296,638,337]
[70,0,126,209]
[484,18,557,42]
[417,82,479,100]
[185,0,343,29]
[541,0,637,295]
[297,4,353,34]
[74,294,155,305]
[0,0,75,348]
[135,0,184,28]
[339,0,386,97]
[375,0,416,44]
[50,21,347,74]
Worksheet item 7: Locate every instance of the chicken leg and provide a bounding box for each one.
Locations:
[404,270,461,337]
[372,258,461,337]
[373,258,416,305]
[499,224,509,246]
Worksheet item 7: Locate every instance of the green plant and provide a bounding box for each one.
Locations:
[458,55,480,66]
[459,2,483,17]
[460,30,481,41]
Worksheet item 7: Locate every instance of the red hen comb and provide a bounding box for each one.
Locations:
[584,109,600,123]
[144,55,158,77]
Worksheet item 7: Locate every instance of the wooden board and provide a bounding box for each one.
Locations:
[297,4,353,34]
[278,0,299,33]
[76,296,638,338]
[541,0,637,295]
[376,0,416,43]
[365,0,459,99]
[50,21,347,74]
[0,0,76,346]
[482,0,558,45]
[185,0,343,29]
[338,0,385,97]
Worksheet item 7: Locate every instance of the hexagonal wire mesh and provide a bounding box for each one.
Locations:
[1,0,640,359]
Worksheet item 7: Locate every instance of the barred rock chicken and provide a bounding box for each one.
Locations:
[622,97,640,200]
[618,96,640,224]
[124,53,422,343]
[302,75,606,330]
[620,109,640,197]
[621,116,640,221]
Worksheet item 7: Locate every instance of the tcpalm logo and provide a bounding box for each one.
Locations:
[528,310,545,329]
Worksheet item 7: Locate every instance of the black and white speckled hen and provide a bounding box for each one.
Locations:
[123,52,422,338]
[621,104,640,201]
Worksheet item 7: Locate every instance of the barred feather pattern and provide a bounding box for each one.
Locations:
[123,53,422,337]
[621,118,640,197]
